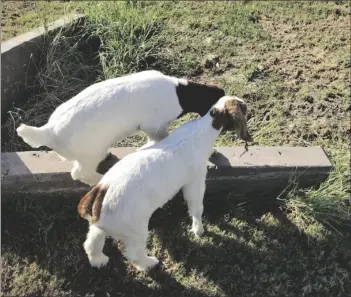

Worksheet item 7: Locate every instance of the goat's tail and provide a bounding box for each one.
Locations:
[16,124,52,148]
[78,184,110,224]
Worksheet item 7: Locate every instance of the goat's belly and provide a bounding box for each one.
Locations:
[98,187,182,236]
[134,171,187,215]
[61,128,137,157]
[52,115,139,157]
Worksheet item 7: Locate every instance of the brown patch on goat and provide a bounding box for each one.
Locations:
[96,152,119,175]
[210,98,253,142]
[78,184,110,224]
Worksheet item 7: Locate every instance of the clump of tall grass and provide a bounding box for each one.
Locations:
[1,22,99,152]
[82,1,165,80]
[282,141,350,234]
[2,2,172,152]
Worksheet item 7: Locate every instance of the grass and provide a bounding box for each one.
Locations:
[1,1,83,41]
[1,1,351,296]
[2,193,351,297]
[2,21,100,152]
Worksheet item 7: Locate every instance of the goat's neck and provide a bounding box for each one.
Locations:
[189,114,222,157]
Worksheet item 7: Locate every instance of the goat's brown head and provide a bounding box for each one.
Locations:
[210,96,253,142]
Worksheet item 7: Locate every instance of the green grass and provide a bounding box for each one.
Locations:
[1,1,351,296]
[82,2,165,79]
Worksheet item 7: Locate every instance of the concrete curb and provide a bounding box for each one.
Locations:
[1,146,332,198]
[1,14,86,123]
[1,14,85,53]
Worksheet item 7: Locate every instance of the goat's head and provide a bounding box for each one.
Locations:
[210,96,253,142]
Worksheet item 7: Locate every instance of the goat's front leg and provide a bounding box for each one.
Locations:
[210,147,218,157]
[71,157,104,186]
[138,124,169,151]
[123,225,159,271]
[182,177,206,237]
[84,225,109,268]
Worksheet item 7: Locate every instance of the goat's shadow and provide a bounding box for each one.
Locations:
[208,150,231,167]
[96,150,232,175]
[1,193,214,297]
[2,176,350,296]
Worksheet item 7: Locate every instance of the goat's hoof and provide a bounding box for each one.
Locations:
[71,171,80,181]
[191,226,205,237]
[81,174,102,186]
[138,142,156,151]
[134,256,159,271]
[87,180,99,186]
[210,148,218,157]
[79,179,98,186]
[89,253,109,268]
[56,154,67,161]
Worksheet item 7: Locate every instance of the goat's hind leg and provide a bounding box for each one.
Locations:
[71,158,104,186]
[138,124,169,151]
[84,225,109,268]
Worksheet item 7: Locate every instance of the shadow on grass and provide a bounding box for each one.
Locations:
[1,194,215,297]
[2,191,351,297]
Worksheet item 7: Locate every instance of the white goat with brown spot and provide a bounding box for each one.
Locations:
[16,70,225,186]
[78,95,252,271]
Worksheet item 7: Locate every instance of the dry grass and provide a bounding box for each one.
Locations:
[1,1,351,296]
[1,21,100,152]
[1,1,82,41]
[2,192,351,297]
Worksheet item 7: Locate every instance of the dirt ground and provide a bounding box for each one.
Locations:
[1,2,36,30]
[1,1,350,297]
[1,1,79,40]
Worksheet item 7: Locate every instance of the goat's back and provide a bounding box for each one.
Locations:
[47,70,183,156]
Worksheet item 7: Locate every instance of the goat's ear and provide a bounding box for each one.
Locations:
[224,99,253,142]
[238,100,247,115]
[210,107,228,130]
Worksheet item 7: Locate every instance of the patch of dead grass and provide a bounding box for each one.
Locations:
[1,1,350,296]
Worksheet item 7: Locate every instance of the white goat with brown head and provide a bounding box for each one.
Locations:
[78,95,252,271]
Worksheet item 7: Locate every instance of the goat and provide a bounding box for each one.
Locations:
[17,70,225,186]
[78,95,253,271]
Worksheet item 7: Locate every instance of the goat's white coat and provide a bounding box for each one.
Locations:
[17,70,186,185]
[83,96,242,271]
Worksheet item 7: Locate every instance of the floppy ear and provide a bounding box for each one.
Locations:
[210,98,253,142]
[210,99,242,131]
[210,107,231,130]
[224,99,253,142]
[238,100,247,115]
